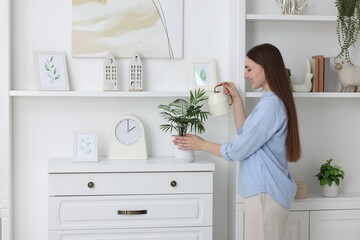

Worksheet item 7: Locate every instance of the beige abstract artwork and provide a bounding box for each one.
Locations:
[72,0,183,58]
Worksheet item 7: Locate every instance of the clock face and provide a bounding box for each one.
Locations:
[115,118,142,145]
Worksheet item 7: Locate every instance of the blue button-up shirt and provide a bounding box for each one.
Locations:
[221,91,296,209]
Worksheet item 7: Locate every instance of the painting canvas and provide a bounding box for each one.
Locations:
[72,0,183,59]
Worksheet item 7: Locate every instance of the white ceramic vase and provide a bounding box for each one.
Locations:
[321,184,339,197]
[173,147,194,163]
[172,136,194,163]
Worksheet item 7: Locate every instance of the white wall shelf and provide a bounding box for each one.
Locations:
[9,91,189,98]
[246,92,360,98]
[247,14,337,22]
[11,91,360,99]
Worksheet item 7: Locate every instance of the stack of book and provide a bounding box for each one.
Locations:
[310,55,340,92]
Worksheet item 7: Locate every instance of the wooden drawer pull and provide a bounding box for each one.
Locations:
[87,182,95,188]
[117,210,147,215]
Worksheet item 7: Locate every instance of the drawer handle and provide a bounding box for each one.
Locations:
[87,182,95,188]
[170,180,177,187]
[117,210,147,215]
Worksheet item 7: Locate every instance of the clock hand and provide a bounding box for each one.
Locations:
[128,126,136,132]
[127,119,130,132]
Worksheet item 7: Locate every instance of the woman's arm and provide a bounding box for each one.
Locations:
[173,134,223,158]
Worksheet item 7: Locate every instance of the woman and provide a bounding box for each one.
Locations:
[174,43,301,240]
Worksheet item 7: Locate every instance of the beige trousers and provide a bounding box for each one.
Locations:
[244,193,289,240]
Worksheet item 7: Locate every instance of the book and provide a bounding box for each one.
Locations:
[318,55,325,92]
[311,55,325,92]
[324,57,341,92]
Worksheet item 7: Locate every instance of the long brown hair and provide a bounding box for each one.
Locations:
[247,43,301,162]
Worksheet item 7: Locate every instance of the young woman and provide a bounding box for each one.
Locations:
[174,43,301,240]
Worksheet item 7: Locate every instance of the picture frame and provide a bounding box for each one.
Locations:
[73,131,98,162]
[34,51,70,90]
[190,59,217,91]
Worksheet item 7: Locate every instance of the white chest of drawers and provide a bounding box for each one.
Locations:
[48,157,215,240]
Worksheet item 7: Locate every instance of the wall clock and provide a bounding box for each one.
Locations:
[108,115,148,160]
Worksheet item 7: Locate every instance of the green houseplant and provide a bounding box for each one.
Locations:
[158,88,210,162]
[335,0,360,64]
[315,159,345,197]
[158,88,210,136]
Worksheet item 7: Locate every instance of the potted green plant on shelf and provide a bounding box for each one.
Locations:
[158,88,210,162]
[315,158,345,197]
[335,0,360,64]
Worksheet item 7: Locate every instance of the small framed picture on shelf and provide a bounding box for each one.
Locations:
[73,131,98,162]
[34,51,70,90]
[190,59,217,91]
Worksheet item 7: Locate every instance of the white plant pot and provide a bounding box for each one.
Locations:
[172,138,194,163]
[321,183,339,197]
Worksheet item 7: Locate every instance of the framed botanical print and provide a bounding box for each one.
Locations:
[34,51,69,90]
[73,131,98,162]
[190,59,217,91]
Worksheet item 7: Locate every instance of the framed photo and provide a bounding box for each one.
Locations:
[73,131,98,162]
[34,51,69,90]
[190,59,217,91]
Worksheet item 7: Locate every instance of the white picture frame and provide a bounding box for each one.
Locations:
[190,59,217,91]
[73,131,98,162]
[34,51,70,90]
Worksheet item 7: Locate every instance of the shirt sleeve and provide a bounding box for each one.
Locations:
[221,102,286,162]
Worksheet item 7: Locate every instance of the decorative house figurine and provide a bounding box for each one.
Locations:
[129,52,143,91]
[103,53,118,91]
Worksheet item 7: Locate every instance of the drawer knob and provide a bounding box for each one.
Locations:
[87,182,95,188]
[170,180,177,187]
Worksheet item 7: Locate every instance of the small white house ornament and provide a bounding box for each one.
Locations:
[103,53,118,91]
[129,52,143,91]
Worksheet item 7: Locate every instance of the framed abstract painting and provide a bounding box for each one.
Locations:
[72,0,183,59]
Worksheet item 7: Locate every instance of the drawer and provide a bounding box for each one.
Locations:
[49,194,212,230]
[50,227,212,240]
[49,172,213,196]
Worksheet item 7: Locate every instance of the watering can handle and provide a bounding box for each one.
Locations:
[213,83,233,106]
[213,83,223,93]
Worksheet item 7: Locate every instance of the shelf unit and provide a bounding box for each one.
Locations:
[229,1,360,240]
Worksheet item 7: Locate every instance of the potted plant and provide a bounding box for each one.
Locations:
[335,0,360,64]
[158,88,210,162]
[315,159,345,197]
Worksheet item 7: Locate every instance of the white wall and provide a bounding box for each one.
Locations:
[12,1,231,240]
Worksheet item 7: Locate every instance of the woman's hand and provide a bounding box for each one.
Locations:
[221,81,241,100]
[219,81,247,130]
[174,134,223,158]
[173,134,204,151]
